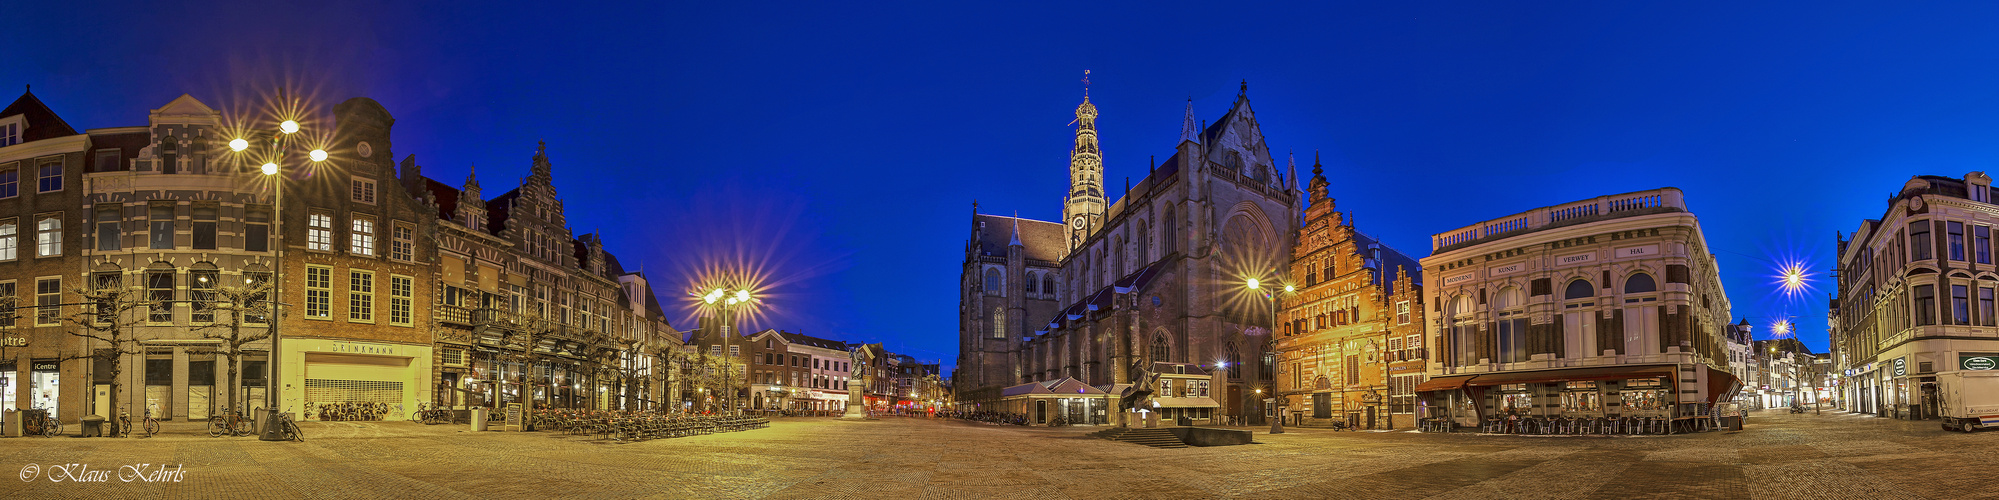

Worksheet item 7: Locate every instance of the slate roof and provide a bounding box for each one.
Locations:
[972,214,1065,262]
[779,331,849,351]
[1352,230,1423,293]
[421,177,461,222]
[0,89,79,141]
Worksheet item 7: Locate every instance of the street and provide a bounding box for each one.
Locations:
[0,409,1990,499]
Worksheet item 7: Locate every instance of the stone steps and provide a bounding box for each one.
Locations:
[1089,427,1187,449]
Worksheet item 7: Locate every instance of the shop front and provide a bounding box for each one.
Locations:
[284,339,432,421]
[1417,364,1736,432]
[998,378,1112,425]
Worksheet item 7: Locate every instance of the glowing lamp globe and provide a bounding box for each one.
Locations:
[229,138,249,151]
[280,120,300,134]
[1247,278,1261,289]
[309,149,327,162]
[261,163,278,176]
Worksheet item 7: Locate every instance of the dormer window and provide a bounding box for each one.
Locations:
[0,116,22,146]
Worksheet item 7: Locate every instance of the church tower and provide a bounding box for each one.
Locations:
[1063,73,1107,250]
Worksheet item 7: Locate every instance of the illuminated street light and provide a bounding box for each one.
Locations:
[261,163,278,176]
[309,149,328,162]
[1246,278,1261,290]
[279,120,299,134]
[229,138,249,151]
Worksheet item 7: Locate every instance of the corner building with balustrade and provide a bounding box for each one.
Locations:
[1414,188,1738,430]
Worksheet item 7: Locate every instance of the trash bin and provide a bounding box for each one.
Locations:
[470,407,488,431]
[80,415,105,437]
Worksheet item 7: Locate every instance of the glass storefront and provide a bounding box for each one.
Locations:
[1562,381,1602,415]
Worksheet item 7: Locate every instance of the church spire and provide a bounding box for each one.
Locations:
[1010,213,1022,247]
[1308,150,1329,199]
[1180,98,1198,144]
[1063,71,1106,250]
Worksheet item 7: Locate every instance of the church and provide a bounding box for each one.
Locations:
[957,81,1303,424]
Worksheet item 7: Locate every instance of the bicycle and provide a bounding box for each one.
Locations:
[210,407,255,437]
[25,405,60,437]
[122,408,160,438]
[274,412,303,442]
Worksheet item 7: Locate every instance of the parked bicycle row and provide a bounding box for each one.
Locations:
[308,402,394,421]
[1418,414,1715,435]
[955,411,1029,426]
[529,408,769,441]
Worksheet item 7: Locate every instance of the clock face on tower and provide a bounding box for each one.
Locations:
[1073,216,1086,229]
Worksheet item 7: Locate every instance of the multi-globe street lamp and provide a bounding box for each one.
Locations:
[226,116,325,441]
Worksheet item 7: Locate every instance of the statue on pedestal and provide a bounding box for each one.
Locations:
[840,344,880,420]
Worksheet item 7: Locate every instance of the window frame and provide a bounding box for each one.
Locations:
[35,157,62,193]
[350,215,376,256]
[305,265,333,320]
[34,214,62,258]
[351,177,378,205]
[389,274,414,327]
[0,162,17,199]
[390,222,415,262]
[149,204,175,250]
[191,204,218,250]
[34,277,60,326]
[0,218,14,261]
[307,212,334,252]
[349,269,375,323]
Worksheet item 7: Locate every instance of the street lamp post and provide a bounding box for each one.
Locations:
[701,287,757,416]
[228,116,325,442]
[1247,278,1292,434]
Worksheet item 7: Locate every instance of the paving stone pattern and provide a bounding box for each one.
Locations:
[0,409,1991,499]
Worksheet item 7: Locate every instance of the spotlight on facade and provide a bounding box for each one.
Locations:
[229,138,249,151]
[280,120,300,134]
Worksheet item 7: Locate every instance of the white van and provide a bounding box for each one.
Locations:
[1936,370,1999,432]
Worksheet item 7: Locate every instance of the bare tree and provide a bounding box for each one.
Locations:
[60,275,155,436]
[190,278,275,419]
[495,311,559,420]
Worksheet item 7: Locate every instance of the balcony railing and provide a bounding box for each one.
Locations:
[1430,188,1686,251]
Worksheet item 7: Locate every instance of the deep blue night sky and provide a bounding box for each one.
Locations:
[15,1,1999,370]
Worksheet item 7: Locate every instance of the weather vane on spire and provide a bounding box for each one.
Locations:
[1082,69,1091,98]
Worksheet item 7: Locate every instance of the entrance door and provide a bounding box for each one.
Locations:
[1035,400,1047,424]
[1228,385,1243,417]
[30,369,59,417]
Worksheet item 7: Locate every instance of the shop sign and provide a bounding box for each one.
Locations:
[1892,357,1907,377]
[1556,252,1597,266]
[31,362,57,372]
[0,336,24,347]
[1489,262,1526,277]
[1613,244,1659,260]
[1443,272,1477,287]
[1961,355,1999,371]
[330,342,402,356]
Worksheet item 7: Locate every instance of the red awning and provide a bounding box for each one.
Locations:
[1462,365,1676,387]
[1705,365,1740,403]
[1414,374,1477,392]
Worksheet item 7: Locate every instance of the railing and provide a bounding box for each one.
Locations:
[1430,188,1686,251]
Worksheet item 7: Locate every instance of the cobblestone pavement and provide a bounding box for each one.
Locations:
[0,409,1992,499]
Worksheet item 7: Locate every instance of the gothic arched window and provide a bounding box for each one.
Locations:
[1024,272,1037,294]
[983,268,1002,296]
[1042,275,1056,298]
[1151,335,1168,364]
[1225,342,1242,380]
[991,307,1006,339]
[1161,206,1177,256]
[1135,222,1149,265]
